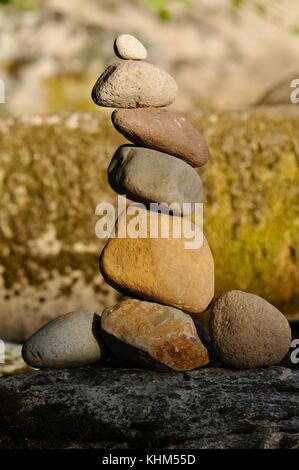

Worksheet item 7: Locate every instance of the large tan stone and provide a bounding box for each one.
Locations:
[100,208,214,315]
[101,299,209,371]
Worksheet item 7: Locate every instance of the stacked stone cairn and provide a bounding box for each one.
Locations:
[22,35,292,372]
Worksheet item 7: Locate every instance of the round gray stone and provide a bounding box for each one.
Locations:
[22,309,106,369]
[92,61,178,108]
[210,290,292,369]
[114,34,147,60]
[108,145,203,215]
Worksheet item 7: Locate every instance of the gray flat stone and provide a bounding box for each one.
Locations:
[108,145,203,214]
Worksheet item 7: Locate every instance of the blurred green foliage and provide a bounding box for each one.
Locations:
[230,0,267,14]
[255,2,267,14]
[147,0,268,18]
[146,0,192,21]
[230,0,243,11]
[292,24,299,36]
[0,0,38,8]
[0,0,298,37]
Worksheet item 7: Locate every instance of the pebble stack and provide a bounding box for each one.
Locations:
[22,34,291,372]
[94,33,214,371]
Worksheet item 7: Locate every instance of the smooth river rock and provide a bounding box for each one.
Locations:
[108,145,203,215]
[114,34,147,60]
[112,107,210,167]
[100,207,214,315]
[92,61,178,108]
[101,299,209,371]
[209,290,292,369]
[22,309,106,369]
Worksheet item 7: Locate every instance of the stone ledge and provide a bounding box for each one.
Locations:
[0,365,298,449]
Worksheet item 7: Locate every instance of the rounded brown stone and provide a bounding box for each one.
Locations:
[100,207,214,315]
[92,61,178,108]
[112,108,210,167]
[101,299,209,371]
[209,290,292,369]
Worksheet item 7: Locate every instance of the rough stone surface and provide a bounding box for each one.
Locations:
[114,34,147,60]
[100,207,214,315]
[92,61,178,108]
[0,366,298,449]
[112,108,210,167]
[108,145,203,215]
[22,309,106,369]
[210,291,292,369]
[0,343,29,377]
[0,108,298,342]
[101,299,209,371]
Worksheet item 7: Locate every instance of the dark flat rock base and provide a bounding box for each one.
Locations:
[0,365,298,449]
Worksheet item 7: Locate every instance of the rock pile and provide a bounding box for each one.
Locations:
[22,35,292,373]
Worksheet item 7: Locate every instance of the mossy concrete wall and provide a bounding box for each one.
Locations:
[0,107,298,342]
[198,106,299,322]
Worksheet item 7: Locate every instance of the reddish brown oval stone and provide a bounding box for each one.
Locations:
[112,108,210,167]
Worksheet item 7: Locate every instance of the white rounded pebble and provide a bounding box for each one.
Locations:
[114,34,147,60]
